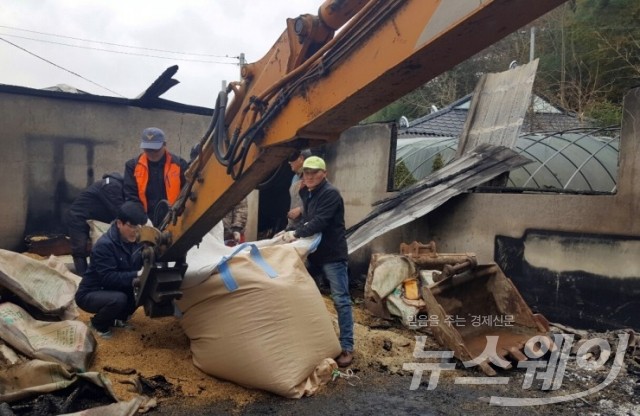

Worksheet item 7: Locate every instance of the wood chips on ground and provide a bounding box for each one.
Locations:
[82,295,427,408]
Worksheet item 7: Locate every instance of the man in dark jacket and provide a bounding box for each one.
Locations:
[67,172,124,276]
[281,156,354,367]
[75,201,147,339]
[124,127,188,226]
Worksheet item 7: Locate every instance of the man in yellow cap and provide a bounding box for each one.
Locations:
[282,156,354,367]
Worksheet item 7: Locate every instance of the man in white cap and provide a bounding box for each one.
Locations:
[281,156,355,367]
[123,127,188,226]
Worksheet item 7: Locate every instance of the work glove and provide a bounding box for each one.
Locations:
[133,268,145,288]
[282,230,298,243]
[233,231,242,242]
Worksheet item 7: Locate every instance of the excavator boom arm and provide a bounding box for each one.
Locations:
[135,0,566,317]
[159,0,566,262]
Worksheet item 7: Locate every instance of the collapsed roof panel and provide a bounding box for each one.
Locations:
[346,144,532,254]
[456,60,538,157]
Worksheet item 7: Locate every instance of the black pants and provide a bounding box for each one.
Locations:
[68,218,90,276]
[68,216,90,256]
[75,289,136,332]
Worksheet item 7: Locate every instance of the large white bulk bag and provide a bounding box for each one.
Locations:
[176,237,341,398]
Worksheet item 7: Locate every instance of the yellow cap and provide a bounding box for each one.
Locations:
[302,156,326,170]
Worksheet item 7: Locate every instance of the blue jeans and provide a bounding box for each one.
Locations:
[316,261,354,352]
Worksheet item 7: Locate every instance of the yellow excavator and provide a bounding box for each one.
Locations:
[134,0,566,370]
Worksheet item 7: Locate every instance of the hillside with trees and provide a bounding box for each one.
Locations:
[363,0,639,127]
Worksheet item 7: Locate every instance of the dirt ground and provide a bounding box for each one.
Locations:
[2,277,638,415]
[71,296,640,415]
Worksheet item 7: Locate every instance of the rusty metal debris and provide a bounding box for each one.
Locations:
[366,241,551,376]
[422,263,550,376]
[400,241,477,284]
[104,366,137,375]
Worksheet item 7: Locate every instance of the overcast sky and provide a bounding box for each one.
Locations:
[0,0,321,108]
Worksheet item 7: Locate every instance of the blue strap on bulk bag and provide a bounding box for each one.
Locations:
[217,243,278,292]
[308,233,322,253]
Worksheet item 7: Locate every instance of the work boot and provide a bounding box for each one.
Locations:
[335,350,354,368]
[72,256,88,277]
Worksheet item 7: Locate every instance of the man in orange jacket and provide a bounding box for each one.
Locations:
[124,127,188,226]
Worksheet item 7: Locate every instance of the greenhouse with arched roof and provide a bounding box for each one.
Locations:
[395,127,619,193]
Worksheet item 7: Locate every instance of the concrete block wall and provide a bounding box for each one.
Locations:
[0,91,211,250]
[322,88,640,294]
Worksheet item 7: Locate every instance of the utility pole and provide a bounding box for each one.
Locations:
[222,53,246,92]
[238,52,246,75]
[529,26,536,129]
[529,26,536,62]
[560,6,566,107]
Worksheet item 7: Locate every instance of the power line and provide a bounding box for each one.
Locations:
[0,25,238,59]
[0,36,125,97]
[0,32,239,64]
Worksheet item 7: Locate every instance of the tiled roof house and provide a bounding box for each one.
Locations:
[400,94,589,138]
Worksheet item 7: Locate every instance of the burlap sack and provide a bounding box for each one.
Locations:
[87,219,110,248]
[0,359,114,403]
[364,254,416,319]
[0,249,78,319]
[0,303,96,372]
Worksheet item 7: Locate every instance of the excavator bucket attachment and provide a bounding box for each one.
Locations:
[136,263,186,318]
[421,263,550,376]
[134,231,187,318]
[364,241,551,375]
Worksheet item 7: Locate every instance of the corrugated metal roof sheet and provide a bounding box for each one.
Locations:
[457,60,538,156]
[347,144,531,254]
